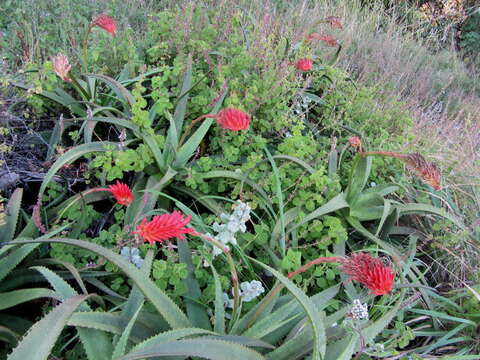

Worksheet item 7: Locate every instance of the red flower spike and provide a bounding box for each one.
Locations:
[133,211,194,244]
[296,58,313,72]
[215,108,251,131]
[339,253,396,296]
[104,181,134,206]
[325,16,343,29]
[306,32,321,42]
[92,14,117,36]
[319,35,338,47]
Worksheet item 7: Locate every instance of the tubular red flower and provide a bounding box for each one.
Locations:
[319,35,338,47]
[296,58,313,72]
[133,211,194,244]
[52,54,72,82]
[306,32,321,42]
[339,253,396,296]
[215,108,251,131]
[306,33,338,47]
[92,14,117,36]
[103,181,134,206]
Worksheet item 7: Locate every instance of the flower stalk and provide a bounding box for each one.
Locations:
[191,231,241,323]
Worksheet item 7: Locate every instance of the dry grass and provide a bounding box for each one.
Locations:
[221,0,479,187]
[278,0,480,183]
[241,0,479,226]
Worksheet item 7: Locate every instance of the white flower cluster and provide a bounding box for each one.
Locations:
[240,280,265,302]
[120,246,144,268]
[223,280,265,308]
[350,299,369,320]
[210,201,251,257]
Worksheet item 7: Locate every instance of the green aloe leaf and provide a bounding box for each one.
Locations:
[31,264,112,360]
[178,239,211,330]
[87,74,135,107]
[395,203,466,230]
[174,90,226,168]
[142,134,166,171]
[118,338,265,360]
[289,193,349,233]
[111,307,143,359]
[173,56,192,133]
[270,207,301,250]
[77,116,140,133]
[0,244,40,283]
[121,250,154,320]
[39,141,126,198]
[32,258,88,294]
[7,294,94,360]
[265,147,286,255]
[67,312,153,342]
[324,334,358,360]
[0,325,20,346]
[346,155,372,202]
[361,290,406,346]
[9,238,191,329]
[248,258,326,360]
[242,301,301,340]
[0,188,23,242]
[0,288,59,310]
[128,328,214,353]
[210,262,226,334]
[273,155,316,174]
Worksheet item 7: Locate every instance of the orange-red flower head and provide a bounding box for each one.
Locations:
[325,16,343,29]
[296,58,313,72]
[92,14,117,36]
[215,108,251,131]
[319,35,338,47]
[105,181,134,206]
[52,54,72,82]
[340,253,395,296]
[306,33,338,47]
[348,136,362,151]
[133,211,194,244]
[306,32,321,42]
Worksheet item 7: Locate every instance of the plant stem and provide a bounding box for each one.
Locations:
[360,151,407,160]
[177,114,216,148]
[192,231,241,322]
[287,256,341,279]
[82,24,94,73]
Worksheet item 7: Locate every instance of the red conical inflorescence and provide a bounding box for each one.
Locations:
[288,252,395,296]
[92,14,117,36]
[339,253,396,296]
[104,181,134,206]
[133,211,194,244]
[215,108,251,131]
[296,58,313,72]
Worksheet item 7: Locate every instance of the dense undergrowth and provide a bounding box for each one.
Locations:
[0,0,479,359]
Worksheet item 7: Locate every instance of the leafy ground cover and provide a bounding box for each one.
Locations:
[0,0,479,359]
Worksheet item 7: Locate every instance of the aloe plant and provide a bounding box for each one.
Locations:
[1,233,412,360]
